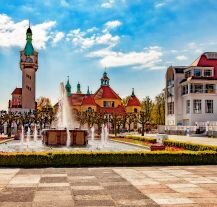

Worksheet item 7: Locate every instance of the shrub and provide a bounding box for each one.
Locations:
[163,140,217,152]
[125,135,157,143]
[0,151,216,167]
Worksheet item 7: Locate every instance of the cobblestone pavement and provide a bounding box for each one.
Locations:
[0,166,216,206]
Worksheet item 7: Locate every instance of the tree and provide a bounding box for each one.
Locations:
[152,91,165,125]
[110,112,124,136]
[122,96,130,106]
[155,92,165,125]
[37,97,52,111]
[124,112,137,132]
[138,96,154,136]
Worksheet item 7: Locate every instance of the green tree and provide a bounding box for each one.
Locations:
[152,91,165,125]
[138,96,154,136]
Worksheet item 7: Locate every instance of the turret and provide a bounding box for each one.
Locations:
[24,26,34,56]
[101,71,110,86]
[77,82,82,94]
[65,76,71,97]
[87,86,90,95]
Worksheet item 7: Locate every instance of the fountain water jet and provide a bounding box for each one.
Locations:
[42,82,88,147]
[104,125,109,143]
[21,126,24,143]
[34,125,37,142]
[91,126,95,141]
[26,127,31,144]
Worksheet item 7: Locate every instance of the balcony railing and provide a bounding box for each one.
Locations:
[182,89,216,95]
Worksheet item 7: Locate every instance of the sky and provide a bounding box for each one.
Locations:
[1,0,217,109]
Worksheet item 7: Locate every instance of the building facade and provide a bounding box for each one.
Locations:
[9,27,38,113]
[65,72,141,116]
[165,52,217,126]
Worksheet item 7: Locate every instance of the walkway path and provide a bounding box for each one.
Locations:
[0,166,216,206]
[146,133,217,146]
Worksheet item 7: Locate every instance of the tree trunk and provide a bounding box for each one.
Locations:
[141,123,144,136]
[128,123,130,132]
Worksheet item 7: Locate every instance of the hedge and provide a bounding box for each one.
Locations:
[0,151,216,167]
[163,140,217,152]
[125,135,157,144]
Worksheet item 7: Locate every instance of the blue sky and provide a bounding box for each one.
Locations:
[1,0,217,109]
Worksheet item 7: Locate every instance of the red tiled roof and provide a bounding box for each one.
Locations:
[94,86,121,100]
[127,95,141,107]
[97,105,126,114]
[70,93,85,106]
[82,95,97,106]
[12,88,22,95]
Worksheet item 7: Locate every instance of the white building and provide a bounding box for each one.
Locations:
[165,52,217,126]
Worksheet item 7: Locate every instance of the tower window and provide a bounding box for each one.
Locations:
[26,85,31,91]
[26,74,31,79]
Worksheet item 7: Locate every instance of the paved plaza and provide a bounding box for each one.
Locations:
[0,166,216,206]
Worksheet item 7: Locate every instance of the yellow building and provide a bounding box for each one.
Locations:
[65,72,141,114]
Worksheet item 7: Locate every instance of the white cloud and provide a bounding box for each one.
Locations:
[104,20,122,32]
[86,27,98,33]
[67,23,163,70]
[176,55,188,61]
[155,0,173,9]
[52,32,65,45]
[101,0,115,8]
[0,14,56,49]
[88,47,163,70]
[67,28,120,49]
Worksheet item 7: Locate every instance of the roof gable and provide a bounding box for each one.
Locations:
[127,95,141,107]
[12,88,22,95]
[94,85,121,100]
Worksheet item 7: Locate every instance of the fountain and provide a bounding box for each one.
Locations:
[42,82,88,147]
[104,124,109,143]
[101,124,105,146]
[26,127,31,143]
[34,125,37,142]
[91,126,95,141]
[21,126,24,143]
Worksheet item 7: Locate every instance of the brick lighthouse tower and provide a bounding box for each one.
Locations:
[20,26,38,111]
[9,25,38,112]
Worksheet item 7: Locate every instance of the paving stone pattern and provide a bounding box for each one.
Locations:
[0,166,216,206]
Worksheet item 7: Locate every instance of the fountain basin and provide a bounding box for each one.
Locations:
[42,129,88,146]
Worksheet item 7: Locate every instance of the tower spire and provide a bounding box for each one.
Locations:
[87,86,90,95]
[131,88,135,96]
[24,21,34,56]
[101,70,110,86]
[77,82,82,94]
[65,76,71,97]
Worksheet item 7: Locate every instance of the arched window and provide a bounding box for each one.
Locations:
[87,107,93,112]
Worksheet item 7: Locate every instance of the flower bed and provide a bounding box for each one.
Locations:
[113,137,185,151]
[163,140,217,151]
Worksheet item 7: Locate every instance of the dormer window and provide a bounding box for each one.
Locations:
[204,69,212,77]
[194,69,201,77]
